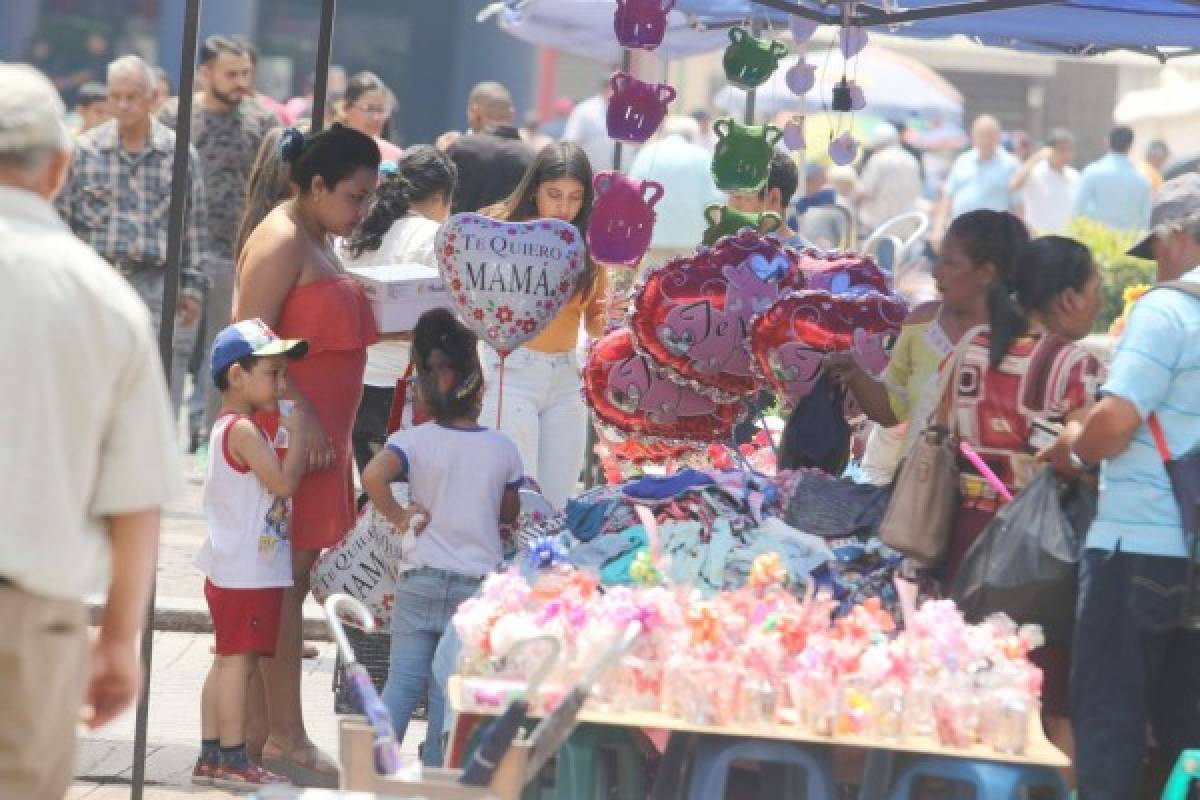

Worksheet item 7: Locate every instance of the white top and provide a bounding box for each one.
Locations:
[195,414,294,588]
[564,94,624,173]
[0,187,182,600]
[1022,161,1080,234]
[385,423,523,578]
[858,145,923,232]
[628,135,725,249]
[338,213,442,387]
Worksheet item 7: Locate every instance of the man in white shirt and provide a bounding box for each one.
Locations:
[0,64,181,797]
[857,123,923,235]
[1010,128,1080,234]
[628,115,724,268]
[563,79,629,173]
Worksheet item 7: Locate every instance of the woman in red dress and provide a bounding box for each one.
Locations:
[947,232,1104,784]
[234,123,382,784]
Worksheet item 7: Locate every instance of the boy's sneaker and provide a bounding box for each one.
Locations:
[213,762,290,790]
[191,758,218,786]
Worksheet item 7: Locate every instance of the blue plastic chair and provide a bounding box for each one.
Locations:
[886,756,1068,800]
[685,736,837,800]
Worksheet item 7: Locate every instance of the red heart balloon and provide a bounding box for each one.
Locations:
[750,289,907,403]
[631,230,805,400]
[584,329,742,443]
[795,250,890,296]
[598,428,695,465]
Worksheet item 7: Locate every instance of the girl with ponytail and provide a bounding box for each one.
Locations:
[337,145,459,474]
[361,308,522,768]
[939,231,1105,777]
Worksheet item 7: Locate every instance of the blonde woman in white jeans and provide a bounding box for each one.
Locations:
[480,142,608,509]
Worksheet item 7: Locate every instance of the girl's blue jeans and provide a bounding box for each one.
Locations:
[382,566,481,767]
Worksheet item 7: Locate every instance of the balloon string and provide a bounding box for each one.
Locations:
[496,355,506,430]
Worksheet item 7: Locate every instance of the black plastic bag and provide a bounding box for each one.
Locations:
[951,467,1092,646]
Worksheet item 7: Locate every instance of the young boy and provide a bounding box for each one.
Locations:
[192,319,309,788]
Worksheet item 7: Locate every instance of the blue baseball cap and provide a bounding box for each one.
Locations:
[210,319,308,379]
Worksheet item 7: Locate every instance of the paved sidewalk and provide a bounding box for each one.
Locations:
[70,631,426,797]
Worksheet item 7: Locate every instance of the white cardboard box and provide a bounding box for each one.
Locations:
[347,263,452,333]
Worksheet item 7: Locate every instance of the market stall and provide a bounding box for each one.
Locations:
[135,2,1200,799]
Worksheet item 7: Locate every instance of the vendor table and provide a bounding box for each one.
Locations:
[445,675,1068,800]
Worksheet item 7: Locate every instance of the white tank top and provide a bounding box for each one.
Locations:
[195,413,294,588]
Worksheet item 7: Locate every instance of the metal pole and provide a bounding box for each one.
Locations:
[132,0,200,797]
[586,47,635,490]
[745,19,764,124]
[310,0,337,133]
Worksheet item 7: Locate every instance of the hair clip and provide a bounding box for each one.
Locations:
[279,127,306,162]
[454,371,482,400]
[379,159,399,176]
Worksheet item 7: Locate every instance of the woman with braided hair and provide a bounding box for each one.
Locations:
[339,145,458,473]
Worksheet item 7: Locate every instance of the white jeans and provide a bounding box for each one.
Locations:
[481,347,588,510]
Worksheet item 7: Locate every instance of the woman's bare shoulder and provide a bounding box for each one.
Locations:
[904,301,941,325]
[242,210,305,272]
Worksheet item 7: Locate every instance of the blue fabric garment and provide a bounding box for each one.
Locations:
[722,518,836,590]
[622,469,715,500]
[945,147,1020,218]
[1074,152,1153,232]
[565,496,621,543]
[598,528,651,585]
[567,526,647,574]
[1089,270,1200,557]
[783,472,891,539]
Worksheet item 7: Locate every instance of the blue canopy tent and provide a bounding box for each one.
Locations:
[490,0,1200,61]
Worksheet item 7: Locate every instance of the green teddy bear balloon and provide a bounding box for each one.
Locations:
[702,204,783,246]
[723,26,789,90]
[710,118,784,192]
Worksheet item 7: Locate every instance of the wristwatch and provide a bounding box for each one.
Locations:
[1068,446,1090,471]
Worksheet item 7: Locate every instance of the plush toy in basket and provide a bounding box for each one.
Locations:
[311,484,418,629]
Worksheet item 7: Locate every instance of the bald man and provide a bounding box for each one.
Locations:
[931,114,1020,244]
[446,81,533,213]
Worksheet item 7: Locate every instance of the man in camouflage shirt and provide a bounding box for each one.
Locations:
[159,35,277,451]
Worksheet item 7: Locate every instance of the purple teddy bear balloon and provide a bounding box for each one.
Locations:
[614,0,675,50]
[607,71,677,144]
[587,171,664,267]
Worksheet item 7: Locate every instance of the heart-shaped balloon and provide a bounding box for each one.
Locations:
[796,250,891,295]
[751,289,907,403]
[785,62,816,96]
[839,26,869,58]
[436,213,587,356]
[783,115,806,151]
[584,329,742,442]
[632,230,805,399]
[790,15,819,43]
[597,425,695,465]
[828,131,859,166]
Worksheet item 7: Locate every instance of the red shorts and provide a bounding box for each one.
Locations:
[204,580,283,656]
